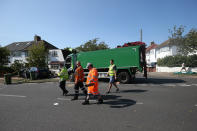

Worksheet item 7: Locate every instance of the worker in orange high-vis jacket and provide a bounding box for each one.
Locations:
[71,61,87,100]
[82,63,103,105]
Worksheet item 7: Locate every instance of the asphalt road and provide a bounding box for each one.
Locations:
[0,74,197,131]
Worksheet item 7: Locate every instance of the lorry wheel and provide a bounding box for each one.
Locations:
[118,72,131,84]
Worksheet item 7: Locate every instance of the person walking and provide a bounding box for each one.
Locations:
[180,63,187,72]
[72,61,87,100]
[106,59,119,94]
[82,63,103,105]
[58,66,69,96]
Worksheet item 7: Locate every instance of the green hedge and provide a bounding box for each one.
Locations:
[157,54,197,67]
[0,66,14,77]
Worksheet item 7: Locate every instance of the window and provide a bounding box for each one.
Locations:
[51,51,58,57]
[25,51,28,57]
[13,51,21,57]
[150,50,154,54]
[160,47,170,52]
[51,64,59,69]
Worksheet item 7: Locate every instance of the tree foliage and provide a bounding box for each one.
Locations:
[0,47,10,66]
[27,42,48,67]
[184,29,197,54]
[75,38,109,52]
[0,66,14,76]
[169,25,197,55]
[10,60,25,73]
[62,47,72,59]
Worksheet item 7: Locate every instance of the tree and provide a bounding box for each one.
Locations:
[11,60,24,73]
[75,38,109,52]
[62,47,72,59]
[168,25,185,54]
[184,29,197,55]
[0,47,10,66]
[169,25,197,55]
[27,42,48,67]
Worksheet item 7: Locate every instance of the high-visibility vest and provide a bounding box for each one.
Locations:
[75,66,84,82]
[86,68,99,95]
[109,64,116,76]
[58,67,69,81]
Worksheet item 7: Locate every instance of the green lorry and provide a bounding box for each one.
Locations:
[65,43,147,83]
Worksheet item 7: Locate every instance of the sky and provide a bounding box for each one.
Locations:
[0,0,197,49]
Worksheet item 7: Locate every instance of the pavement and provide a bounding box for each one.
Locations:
[0,74,197,131]
[148,72,197,78]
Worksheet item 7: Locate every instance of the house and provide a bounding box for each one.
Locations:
[146,40,179,71]
[156,40,178,59]
[48,49,65,74]
[5,35,60,68]
[145,42,158,72]
[146,39,179,65]
[146,42,158,67]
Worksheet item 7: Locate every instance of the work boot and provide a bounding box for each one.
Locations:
[71,95,78,100]
[83,90,87,95]
[82,100,89,105]
[63,90,68,96]
[116,88,119,92]
[97,98,103,104]
[105,91,110,94]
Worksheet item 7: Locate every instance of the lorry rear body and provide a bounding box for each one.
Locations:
[66,42,147,83]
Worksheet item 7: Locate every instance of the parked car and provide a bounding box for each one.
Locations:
[36,67,52,79]
[19,68,30,78]
[20,67,52,79]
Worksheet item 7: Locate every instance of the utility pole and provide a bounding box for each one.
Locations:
[140,29,143,42]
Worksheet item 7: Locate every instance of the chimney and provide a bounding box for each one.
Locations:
[34,35,41,43]
[151,41,155,45]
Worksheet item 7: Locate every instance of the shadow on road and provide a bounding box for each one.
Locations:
[103,94,136,108]
[120,89,148,93]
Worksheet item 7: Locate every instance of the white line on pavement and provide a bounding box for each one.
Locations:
[57,98,71,101]
[136,102,143,105]
[162,84,176,87]
[179,84,191,87]
[57,98,96,102]
[0,94,26,98]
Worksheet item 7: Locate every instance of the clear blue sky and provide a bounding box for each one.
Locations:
[0,0,197,49]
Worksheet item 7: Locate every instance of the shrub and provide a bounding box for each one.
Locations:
[10,60,25,73]
[157,54,197,67]
[0,66,14,77]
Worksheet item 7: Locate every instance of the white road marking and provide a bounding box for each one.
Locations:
[191,84,197,86]
[0,94,26,98]
[136,102,143,105]
[57,98,71,101]
[53,102,59,106]
[195,104,197,107]
[139,84,148,86]
[162,84,176,87]
[57,98,96,102]
[179,84,191,87]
